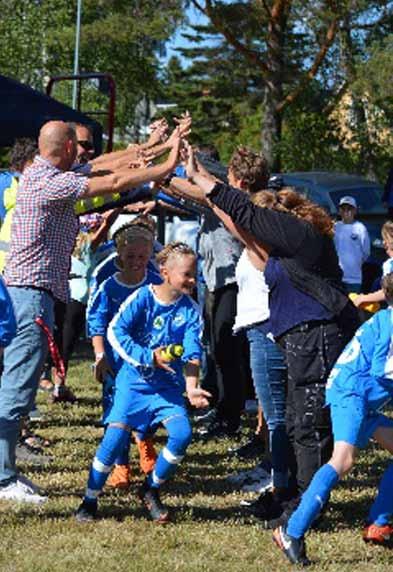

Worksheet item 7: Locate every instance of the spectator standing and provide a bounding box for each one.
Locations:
[183,148,359,525]
[334,196,370,293]
[353,221,393,308]
[0,120,181,503]
[0,139,38,271]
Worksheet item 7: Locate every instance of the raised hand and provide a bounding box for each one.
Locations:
[182,140,198,180]
[147,118,169,146]
[173,111,192,139]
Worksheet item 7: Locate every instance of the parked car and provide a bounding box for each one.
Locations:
[194,159,387,290]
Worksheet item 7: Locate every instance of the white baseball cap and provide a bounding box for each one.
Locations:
[339,196,357,209]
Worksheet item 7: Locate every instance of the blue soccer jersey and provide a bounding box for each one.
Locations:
[326,307,393,410]
[87,270,162,372]
[0,277,16,347]
[107,284,202,392]
[90,251,161,296]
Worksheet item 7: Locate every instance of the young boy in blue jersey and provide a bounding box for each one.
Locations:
[87,222,162,488]
[274,272,393,566]
[76,242,211,523]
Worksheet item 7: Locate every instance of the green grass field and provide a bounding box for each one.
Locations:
[1,347,392,572]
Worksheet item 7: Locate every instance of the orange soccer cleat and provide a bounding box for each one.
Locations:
[363,523,393,545]
[136,437,157,475]
[106,464,131,489]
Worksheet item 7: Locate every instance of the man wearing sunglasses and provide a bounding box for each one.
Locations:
[76,124,95,165]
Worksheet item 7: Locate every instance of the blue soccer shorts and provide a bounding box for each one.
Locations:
[330,394,393,448]
[106,379,187,435]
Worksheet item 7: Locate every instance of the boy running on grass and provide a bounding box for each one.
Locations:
[273,272,393,566]
[76,242,210,523]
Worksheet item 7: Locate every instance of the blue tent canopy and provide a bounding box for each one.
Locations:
[0,74,102,153]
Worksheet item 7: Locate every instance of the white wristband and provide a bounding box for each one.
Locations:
[95,352,105,360]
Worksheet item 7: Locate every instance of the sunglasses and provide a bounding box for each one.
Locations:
[77,140,94,151]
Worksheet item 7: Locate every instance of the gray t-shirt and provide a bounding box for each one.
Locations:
[198,211,243,292]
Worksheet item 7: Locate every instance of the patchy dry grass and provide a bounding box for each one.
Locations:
[1,345,392,572]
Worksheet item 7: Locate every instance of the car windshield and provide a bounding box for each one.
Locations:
[330,188,383,213]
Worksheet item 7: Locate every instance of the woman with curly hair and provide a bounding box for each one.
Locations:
[183,145,359,530]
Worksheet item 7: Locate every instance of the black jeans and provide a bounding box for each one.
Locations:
[205,284,248,430]
[279,321,346,493]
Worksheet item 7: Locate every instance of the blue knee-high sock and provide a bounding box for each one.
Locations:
[367,462,393,526]
[114,431,132,466]
[147,415,192,489]
[85,426,130,501]
[287,464,339,539]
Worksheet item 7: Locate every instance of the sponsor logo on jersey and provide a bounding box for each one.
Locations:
[153,316,165,330]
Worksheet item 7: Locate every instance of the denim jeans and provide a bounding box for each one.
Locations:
[0,287,54,484]
[246,325,288,488]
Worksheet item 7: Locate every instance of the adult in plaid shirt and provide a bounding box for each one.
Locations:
[0,120,181,504]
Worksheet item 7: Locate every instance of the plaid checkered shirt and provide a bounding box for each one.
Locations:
[4,156,89,302]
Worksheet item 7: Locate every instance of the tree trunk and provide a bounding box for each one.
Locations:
[261,86,282,172]
[260,1,288,171]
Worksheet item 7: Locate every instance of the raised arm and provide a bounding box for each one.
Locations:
[89,209,121,252]
[84,132,181,198]
[182,142,303,256]
[212,204,269,264]
[166,177,210,206]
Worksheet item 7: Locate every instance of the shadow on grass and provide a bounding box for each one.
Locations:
[41,415,102,429]
[2,496,249,526]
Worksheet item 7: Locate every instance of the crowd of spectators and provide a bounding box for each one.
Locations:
[0,115,392,565]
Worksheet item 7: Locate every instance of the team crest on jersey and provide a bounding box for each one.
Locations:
[173,313,185,327]
[153,316,165,330]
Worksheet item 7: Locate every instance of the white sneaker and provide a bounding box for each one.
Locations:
[0,478,47,504]
[227,464,271,486]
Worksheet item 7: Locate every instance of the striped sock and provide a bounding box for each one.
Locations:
[85,426,130,500]
[147,414,192,489]
[147,446,185,488]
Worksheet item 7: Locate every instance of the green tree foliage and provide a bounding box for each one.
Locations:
[169,0,393,176]
[0,0,185,136]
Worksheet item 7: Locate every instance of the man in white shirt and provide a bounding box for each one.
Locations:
[334,196,370,293]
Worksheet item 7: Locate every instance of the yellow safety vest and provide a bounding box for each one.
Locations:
[0,177,18,272]
[0,178,121,272]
